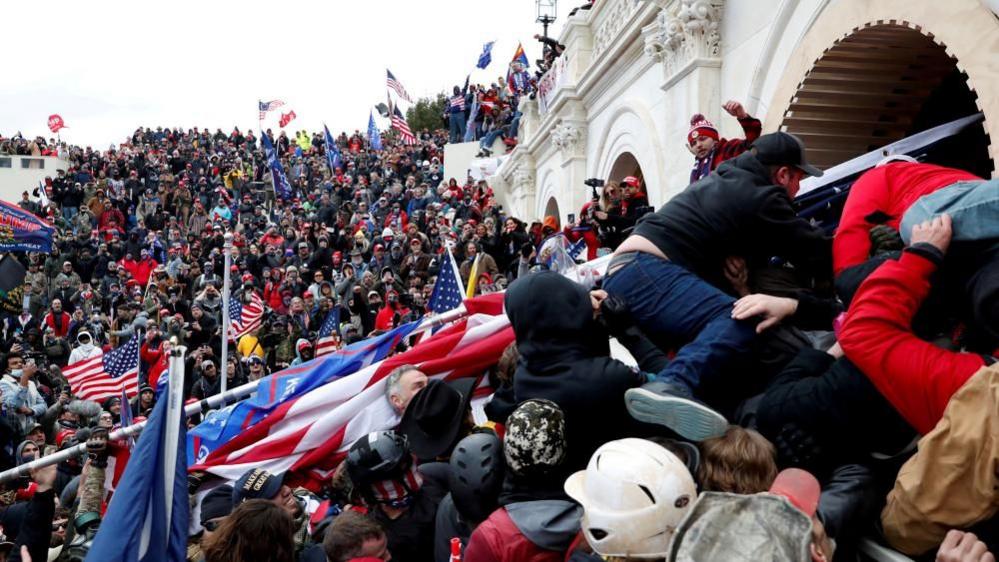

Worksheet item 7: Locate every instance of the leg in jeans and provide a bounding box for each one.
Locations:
[603,253,756,440]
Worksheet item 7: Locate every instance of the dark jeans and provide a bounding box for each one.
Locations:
[603,253,756,390]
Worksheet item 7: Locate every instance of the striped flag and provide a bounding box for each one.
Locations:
[390,107,418,146]
[258,99,285,120]
[315,308,341,357]
[429,248,464,314]
[386,69,413,103]
[64,336,140,402]
[189,294,508,487]
[228,291,264,340]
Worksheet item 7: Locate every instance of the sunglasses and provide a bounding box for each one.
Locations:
[202,520,222,532]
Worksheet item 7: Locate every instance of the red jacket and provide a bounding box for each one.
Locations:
[464,508,566,562]
[833,163,978,275]
[42,311,72,338]
[839,247,986,434]
[689,116,762,183]
[120,257,158,286]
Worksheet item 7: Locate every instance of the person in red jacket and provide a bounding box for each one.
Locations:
[120,248,158,286]
[832,161,980,276]
[687,100,762,184]
[839,214,999,555]
[42,300,72,339]
[374,291,409,332]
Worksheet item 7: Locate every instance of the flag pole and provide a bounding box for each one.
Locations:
[220,232,233,399]
[0,305,475,484]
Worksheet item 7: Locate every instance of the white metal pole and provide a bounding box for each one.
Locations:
[220,233,233,398]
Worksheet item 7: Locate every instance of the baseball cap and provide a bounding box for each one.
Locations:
[768,468,820,517]
[232,468,285,505]
[751,132,823,177]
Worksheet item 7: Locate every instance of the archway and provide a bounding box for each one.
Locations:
[543,197,561,226]
[607,152,644,185]
[779,23,992,177]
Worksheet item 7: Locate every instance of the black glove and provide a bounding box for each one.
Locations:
[599,295,635,337]
[869,224,904,256]
[86,427,109,468]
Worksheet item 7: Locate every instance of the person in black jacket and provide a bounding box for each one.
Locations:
[504,271,669,474]
[602,133,831,443]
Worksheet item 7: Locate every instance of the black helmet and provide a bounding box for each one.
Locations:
[448,432,505,524]
[346,431,412,489]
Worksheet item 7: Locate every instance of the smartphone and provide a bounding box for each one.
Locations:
[567,213,576,224]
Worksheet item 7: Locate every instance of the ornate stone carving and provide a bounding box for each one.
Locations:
[550,120,587,158]
[644,0,723,79]
[592,0,642,60]
[512,167,536,195]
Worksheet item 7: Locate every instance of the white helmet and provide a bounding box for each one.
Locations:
[564,438,697,559]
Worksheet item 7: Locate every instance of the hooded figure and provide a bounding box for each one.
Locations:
[68,330,103,364]
[504,271,668,474]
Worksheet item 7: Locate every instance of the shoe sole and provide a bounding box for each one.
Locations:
[625,387,728,442]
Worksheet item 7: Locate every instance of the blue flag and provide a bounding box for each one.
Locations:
[0,200,54,253]
[86,367,188,562]
[260,131,293,200]
[323,124,343,171]
[429,248,464,314]
[119,386,135,449]
[187,321,418,465]
[368,111,382,151]
[477,41,495,69]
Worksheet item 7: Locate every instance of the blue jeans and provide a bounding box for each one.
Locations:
[448,113,466,143]
[62,206,78,221]
[602,253,756,390]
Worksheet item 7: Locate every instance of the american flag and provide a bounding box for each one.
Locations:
[448,94,466,112]
[386,69,413,103]
[390,107,418,146]
[315,308,341,357]
[229,291,264,340]
[64,336,140,402]
[259,99,285,120]
[429,248,464,314]
[190,294,509,487]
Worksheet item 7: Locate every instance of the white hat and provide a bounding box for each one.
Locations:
[565,438,697,559]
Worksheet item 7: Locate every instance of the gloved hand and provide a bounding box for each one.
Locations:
[599,294,635,337]
[86,427,109,468]
[869,224,904,256]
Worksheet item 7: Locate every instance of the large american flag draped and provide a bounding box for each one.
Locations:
[386,69,413,103]
[258,99,285,120]
[228,291,264,340]
[64,336,140,401]
[315,308,341,357]
[390,107,418,146]
[190,295,508,487]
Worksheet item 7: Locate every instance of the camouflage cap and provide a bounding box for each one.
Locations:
[504,398,566,478]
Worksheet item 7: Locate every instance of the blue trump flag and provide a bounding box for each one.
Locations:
[187,320,418,465]
[260,131,293,200]
[0,200,54,253]
[368,111,382,151]
[86,357,187,562]
[477,41,495,69]
[324,124,343,171]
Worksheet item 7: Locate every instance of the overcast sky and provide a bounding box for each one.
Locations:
[2,0,566,148]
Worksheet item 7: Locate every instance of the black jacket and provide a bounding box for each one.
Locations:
[505,272,665,474]
[633,152,831,287]
[756,347,916,475]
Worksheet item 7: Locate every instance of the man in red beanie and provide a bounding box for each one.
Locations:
[688,100,762,184]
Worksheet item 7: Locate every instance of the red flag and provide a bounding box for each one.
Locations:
[279,110,297,128]
[47,114,66,133]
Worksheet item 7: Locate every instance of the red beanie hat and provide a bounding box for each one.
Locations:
[687,113,719,145]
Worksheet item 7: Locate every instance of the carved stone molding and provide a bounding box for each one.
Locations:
[643,0,724,82]
[550,119,587,159]
[512,166,536,196]
[592,0,642,60]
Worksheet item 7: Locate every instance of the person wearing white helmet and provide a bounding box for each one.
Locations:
[564,438,697,561]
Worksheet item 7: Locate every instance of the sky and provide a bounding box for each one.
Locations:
[1,0,566,148]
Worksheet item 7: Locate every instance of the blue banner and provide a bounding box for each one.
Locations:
[260,131,293,200]
[368,112,382,151]
[324,124,343,171]
[187,320,418,465]
[0,201,54,253]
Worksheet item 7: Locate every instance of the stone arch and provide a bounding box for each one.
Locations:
[536,168,559,221]
[591,101,667,205]
[760,0,999,176]
[543,197,561,226]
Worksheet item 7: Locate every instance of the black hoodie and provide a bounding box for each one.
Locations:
[504,272,661,473]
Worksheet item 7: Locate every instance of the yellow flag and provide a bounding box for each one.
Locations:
[465,254,481,298]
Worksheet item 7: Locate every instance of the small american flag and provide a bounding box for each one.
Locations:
[259,99,285,120]
[448,95,466,112]
[64,336,140,402]
[229,291,264,340]
[315,308,341,357]
[386,69,413,103]
[429,248,464,314]
[391,107,418,146]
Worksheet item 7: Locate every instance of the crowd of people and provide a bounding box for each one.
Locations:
[0,79,995,562]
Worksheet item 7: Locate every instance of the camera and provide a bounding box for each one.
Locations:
[583,178,605,189]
